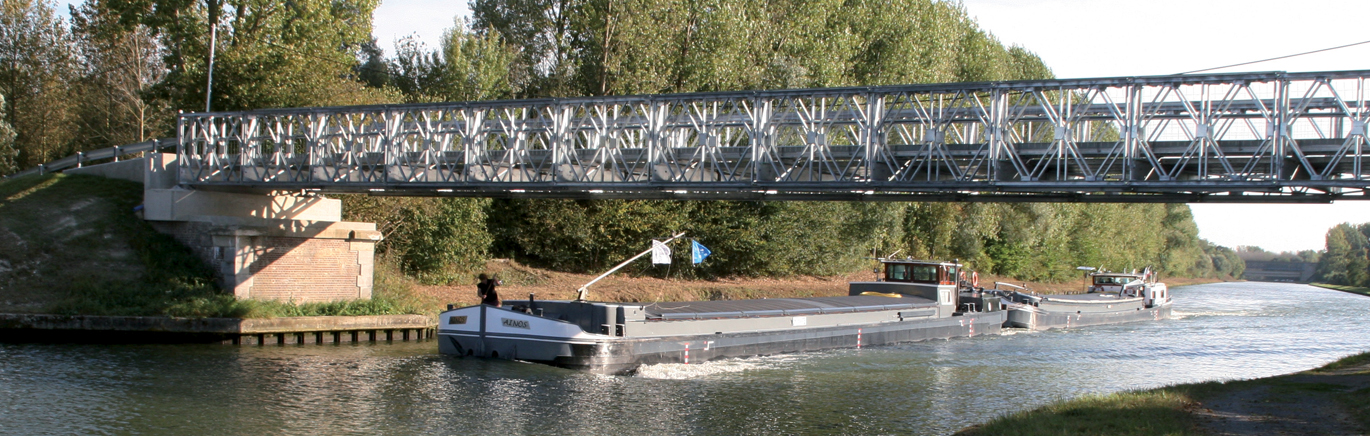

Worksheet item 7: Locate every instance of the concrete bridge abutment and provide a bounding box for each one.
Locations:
[66,154,382,303]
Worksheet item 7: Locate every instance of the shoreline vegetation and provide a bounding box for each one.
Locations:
[0,173,1233,320]
[955,351,1370,436]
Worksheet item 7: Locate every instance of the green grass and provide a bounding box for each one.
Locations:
[1310,282,1370,297]
[957,389,1203,436]
[0,173,425,318]
[1315,352,1370,374]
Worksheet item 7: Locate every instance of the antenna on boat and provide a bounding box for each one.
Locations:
[575,231,687,302]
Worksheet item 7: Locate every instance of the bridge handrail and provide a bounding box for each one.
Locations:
[5,138,177,179]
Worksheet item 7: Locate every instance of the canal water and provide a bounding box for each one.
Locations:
[3,282,1369,435]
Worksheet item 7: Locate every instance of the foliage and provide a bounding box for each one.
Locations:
[1203,241,1245,279]
[69,0,172,148]
[472,0,1053,97]
[388,22,520,102]
[1316,223,1370,286]
[100,0,397,111]
[898,202,1237,281]
[487,198,691,273]
[0,0,1243,290]
[342,195,492,284]
[0,94,17,174]
[0,0,79,168]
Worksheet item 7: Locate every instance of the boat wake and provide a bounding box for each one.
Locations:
[1172,310,1254,319]
[635,355,799,379]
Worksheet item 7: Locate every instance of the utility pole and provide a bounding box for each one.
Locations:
[204,0,220,112]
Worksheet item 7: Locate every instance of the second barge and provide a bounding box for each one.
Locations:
[997,269,1172,330]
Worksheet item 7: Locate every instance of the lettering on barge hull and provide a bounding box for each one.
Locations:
[502,318,531,329]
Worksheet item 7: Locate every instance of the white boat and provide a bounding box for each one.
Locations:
[997,269,1172,330]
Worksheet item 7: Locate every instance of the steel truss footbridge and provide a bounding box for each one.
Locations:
[178,70,1370,203]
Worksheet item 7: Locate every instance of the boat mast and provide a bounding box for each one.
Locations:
[575,231,687,301]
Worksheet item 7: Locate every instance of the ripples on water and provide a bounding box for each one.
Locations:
[3,283,1369,435]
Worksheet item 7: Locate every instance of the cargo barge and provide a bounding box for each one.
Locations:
[996,269,1172,330]
[437,258,1004,374]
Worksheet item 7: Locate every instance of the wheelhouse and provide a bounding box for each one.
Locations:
[883,260,960,286]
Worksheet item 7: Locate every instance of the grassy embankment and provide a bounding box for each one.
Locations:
[1311,282,1370,297]
[956,352,1370,435]
[0,173,425,318]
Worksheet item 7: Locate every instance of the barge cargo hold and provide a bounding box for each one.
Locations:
[438,259,1004,374]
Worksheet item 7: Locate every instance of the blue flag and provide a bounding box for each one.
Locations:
[691,240,712,264]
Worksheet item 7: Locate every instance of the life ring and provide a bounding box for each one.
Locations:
[971,271,980,288]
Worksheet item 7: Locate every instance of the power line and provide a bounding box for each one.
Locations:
[1179,39,1370,75]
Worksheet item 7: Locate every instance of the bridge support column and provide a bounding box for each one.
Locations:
[67,153,383,303]
[147,218,380,302]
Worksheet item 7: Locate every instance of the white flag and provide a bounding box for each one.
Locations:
[651,240,671,264]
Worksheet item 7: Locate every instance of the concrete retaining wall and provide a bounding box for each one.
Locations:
[0,313,435,344]
[150,219,381,302]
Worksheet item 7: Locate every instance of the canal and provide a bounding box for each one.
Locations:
[3,282,1368,435]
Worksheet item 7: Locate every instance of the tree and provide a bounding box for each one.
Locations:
[470,0,576,96]
[70,0,171,148]
[388,21,519,103]
[107,0,395,112]
[0,0,79,167]
[342,195,492,284]
[1318,223,1369,286]
[0,94,16,174]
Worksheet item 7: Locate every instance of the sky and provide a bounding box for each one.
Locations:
[60,0,1370,252]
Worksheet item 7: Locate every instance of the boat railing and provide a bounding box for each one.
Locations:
[993,282,1029,292]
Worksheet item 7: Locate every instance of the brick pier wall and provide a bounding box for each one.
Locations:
[151,219,380,302]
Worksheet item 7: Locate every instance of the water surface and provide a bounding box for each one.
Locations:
[3,282,1368,435]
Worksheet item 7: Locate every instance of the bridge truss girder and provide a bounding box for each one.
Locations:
[179,70,1370,202]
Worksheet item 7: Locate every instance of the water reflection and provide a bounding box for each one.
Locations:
[2,283,1369,435]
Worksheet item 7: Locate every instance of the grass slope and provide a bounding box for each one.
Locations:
[0,174,423,318]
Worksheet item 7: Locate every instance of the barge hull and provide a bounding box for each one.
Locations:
[1005,303,1171,330]
[439,309,1005,375]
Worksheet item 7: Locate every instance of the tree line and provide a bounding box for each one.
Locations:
[0,0,1245,285]
[1316,223,1370,286]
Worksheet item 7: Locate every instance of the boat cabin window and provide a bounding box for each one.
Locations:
[1094,276,1134,285]
[888,264,909,281]
[885,263,940,284]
